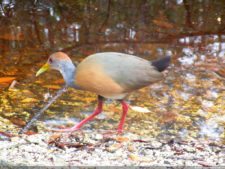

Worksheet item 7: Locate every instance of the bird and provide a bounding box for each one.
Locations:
[36,52,171,133]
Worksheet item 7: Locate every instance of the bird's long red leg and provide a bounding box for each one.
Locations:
[52,96,103,132]
[117,101,129,133]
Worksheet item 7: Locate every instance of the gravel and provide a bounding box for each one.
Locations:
[0,130,224,167]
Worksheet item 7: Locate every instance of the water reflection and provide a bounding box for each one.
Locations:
[0,0,224,142]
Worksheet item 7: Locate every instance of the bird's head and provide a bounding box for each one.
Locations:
[36,52,76,86]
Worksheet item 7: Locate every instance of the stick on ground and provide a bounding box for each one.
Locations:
[19,86,68,134]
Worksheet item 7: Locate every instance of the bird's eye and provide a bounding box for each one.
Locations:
[49,58,53,63]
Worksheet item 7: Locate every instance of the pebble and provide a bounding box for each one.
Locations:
[149,140,162,148]
[183,146,196,153]
[127,145,135,152]
[106,143,122,153]
[93,133,103,140]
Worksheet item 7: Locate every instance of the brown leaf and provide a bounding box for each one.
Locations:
[132,139,148,143]
[216,67,225,78]
[54,142,88,149]
[9,118,26,127]
[48,133,62,144]
[24,130,37,135]
[174,149,184,155]
[115,136,130,143]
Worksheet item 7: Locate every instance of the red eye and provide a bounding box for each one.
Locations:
[49,58,53,63]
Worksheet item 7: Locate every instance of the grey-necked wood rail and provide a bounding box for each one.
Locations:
[36,52,171,133]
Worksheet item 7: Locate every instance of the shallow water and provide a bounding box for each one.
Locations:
[0,0,224,143]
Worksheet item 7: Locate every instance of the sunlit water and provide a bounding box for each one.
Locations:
[0,0,224,143]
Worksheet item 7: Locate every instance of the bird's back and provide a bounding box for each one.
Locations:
[75,52,165,99]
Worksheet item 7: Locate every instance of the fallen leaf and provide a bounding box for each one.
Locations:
[54,142,88,149]
[53,79,65,84]
[9,118,26,127]
[106,143,122,153]
[130,106,151,113]
[24,130,37,135]
[128,154,139,161]
[0,77,15,84]
[43,85,61,90]
[21,98,39,103]
[115,136,130,143]
[174,150,184,155]
[48,133,62,144]
[132,139,149,143]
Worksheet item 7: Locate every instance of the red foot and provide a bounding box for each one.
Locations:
[101,129,123,136]
[50,99,129,133]
[117,101,129,132]
[117,129,123,134]
[51,125,81,132]
[51,99,103,132]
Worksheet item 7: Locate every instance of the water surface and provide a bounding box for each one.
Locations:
[0,0,224,143]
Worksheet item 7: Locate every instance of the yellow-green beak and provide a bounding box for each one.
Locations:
[36,63,50,77]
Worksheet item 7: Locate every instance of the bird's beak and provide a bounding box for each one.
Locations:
[36,63,50,77]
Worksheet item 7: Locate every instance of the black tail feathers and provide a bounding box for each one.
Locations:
[152,56,171,72]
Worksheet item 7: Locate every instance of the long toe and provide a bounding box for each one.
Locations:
[101,129,123,136]
[117,128,124,134]
[50,126,81,132]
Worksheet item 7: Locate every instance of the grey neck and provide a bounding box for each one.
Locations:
[60,62,76,87]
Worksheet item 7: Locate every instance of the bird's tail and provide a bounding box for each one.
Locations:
[151,56,171,72]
